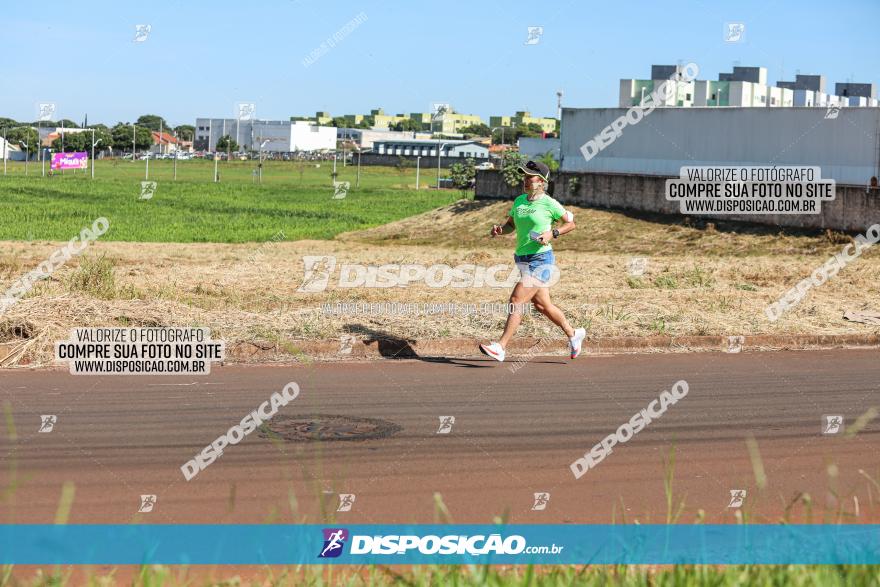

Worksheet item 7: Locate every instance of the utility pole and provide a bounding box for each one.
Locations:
[39,120,45,177]
[436,140,446,189]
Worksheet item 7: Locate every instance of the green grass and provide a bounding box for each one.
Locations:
[3,563,880,586]
[0,159,461,243]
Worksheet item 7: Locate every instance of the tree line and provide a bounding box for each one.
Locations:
[0,114,194,156]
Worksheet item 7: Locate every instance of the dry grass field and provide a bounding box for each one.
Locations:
[1,200,878,366]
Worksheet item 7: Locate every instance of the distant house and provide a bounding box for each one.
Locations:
[41,128,89,148]
[151,131,180,154]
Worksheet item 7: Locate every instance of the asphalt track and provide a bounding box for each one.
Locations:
[2,349,879,526]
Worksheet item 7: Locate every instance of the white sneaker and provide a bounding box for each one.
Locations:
[479,342,506,362]
[569,328,586,359]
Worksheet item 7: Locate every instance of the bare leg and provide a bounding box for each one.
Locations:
[532,286,575,338]
[499,282,539,348]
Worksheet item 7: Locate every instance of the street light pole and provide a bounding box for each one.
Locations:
[259,138,269,184]
[436,140,445,189]
[39,120,45,177]
[21,141,29,176]
[91,129,96,179]
[2,127,6,176]
[355,148,371,188]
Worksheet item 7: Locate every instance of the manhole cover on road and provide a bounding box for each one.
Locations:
[259,414,403,442]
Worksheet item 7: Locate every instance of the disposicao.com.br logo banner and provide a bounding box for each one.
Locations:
[3,525,880,565]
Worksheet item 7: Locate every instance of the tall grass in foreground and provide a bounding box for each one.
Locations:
[3,563,880,586]
[4,411,880,586]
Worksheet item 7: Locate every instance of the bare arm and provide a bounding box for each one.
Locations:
[536,211,576,244]
[490,215,515,237]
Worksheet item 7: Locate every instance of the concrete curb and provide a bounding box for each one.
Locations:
[225,334,880,362]
[3,334,876,368]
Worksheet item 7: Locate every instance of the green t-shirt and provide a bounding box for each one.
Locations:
[509,193,568,255]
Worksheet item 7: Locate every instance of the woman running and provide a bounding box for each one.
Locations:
[479,160,585,362]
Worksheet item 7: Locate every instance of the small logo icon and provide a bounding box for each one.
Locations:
[319,528,349,558]
[431,103,450,121]
[139,181,157,200]
[724,22,745,43]
[825,105,841,120]
[727,489,746,508]
[138,494,157,513]
[332,181,350,200]
[337,494,356,512]
[38,415,57,433]
[134,24,151,43]
[726,335,744,353]
[437,416,455,434]
[237,102,256,121]
[37,103,56,122]
[627,257,648,277]
[822,415,844,435]
[338,334,356,355]
[525,26,544,45]
[297,255,336,293]
[531,492,550,511]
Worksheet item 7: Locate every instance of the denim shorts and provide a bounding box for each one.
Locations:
[514,250,557,286]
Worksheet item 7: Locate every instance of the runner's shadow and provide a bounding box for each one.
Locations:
[342,324,488,367]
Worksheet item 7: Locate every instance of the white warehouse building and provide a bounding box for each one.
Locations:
[194,119,337,152]
[560,106,880,186]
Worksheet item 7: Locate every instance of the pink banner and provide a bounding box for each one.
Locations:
[51,152,88,170]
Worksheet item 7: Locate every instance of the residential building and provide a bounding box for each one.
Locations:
[368,108,408,130]
[291,111,334,125]
[428,109,484,134]
[619,63,698,107]
[621,64,877,109]
[489,111,557,133]
[718,66,768,84]
[777,74,826,93]
[151,131,179,154]
[835,82,877,99]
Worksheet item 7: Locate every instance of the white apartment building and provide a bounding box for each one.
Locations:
[621,65,877,109]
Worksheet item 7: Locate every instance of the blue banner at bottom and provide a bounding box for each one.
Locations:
[1,524,879,565]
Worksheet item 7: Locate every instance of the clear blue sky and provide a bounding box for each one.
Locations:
[3,0,878,127]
